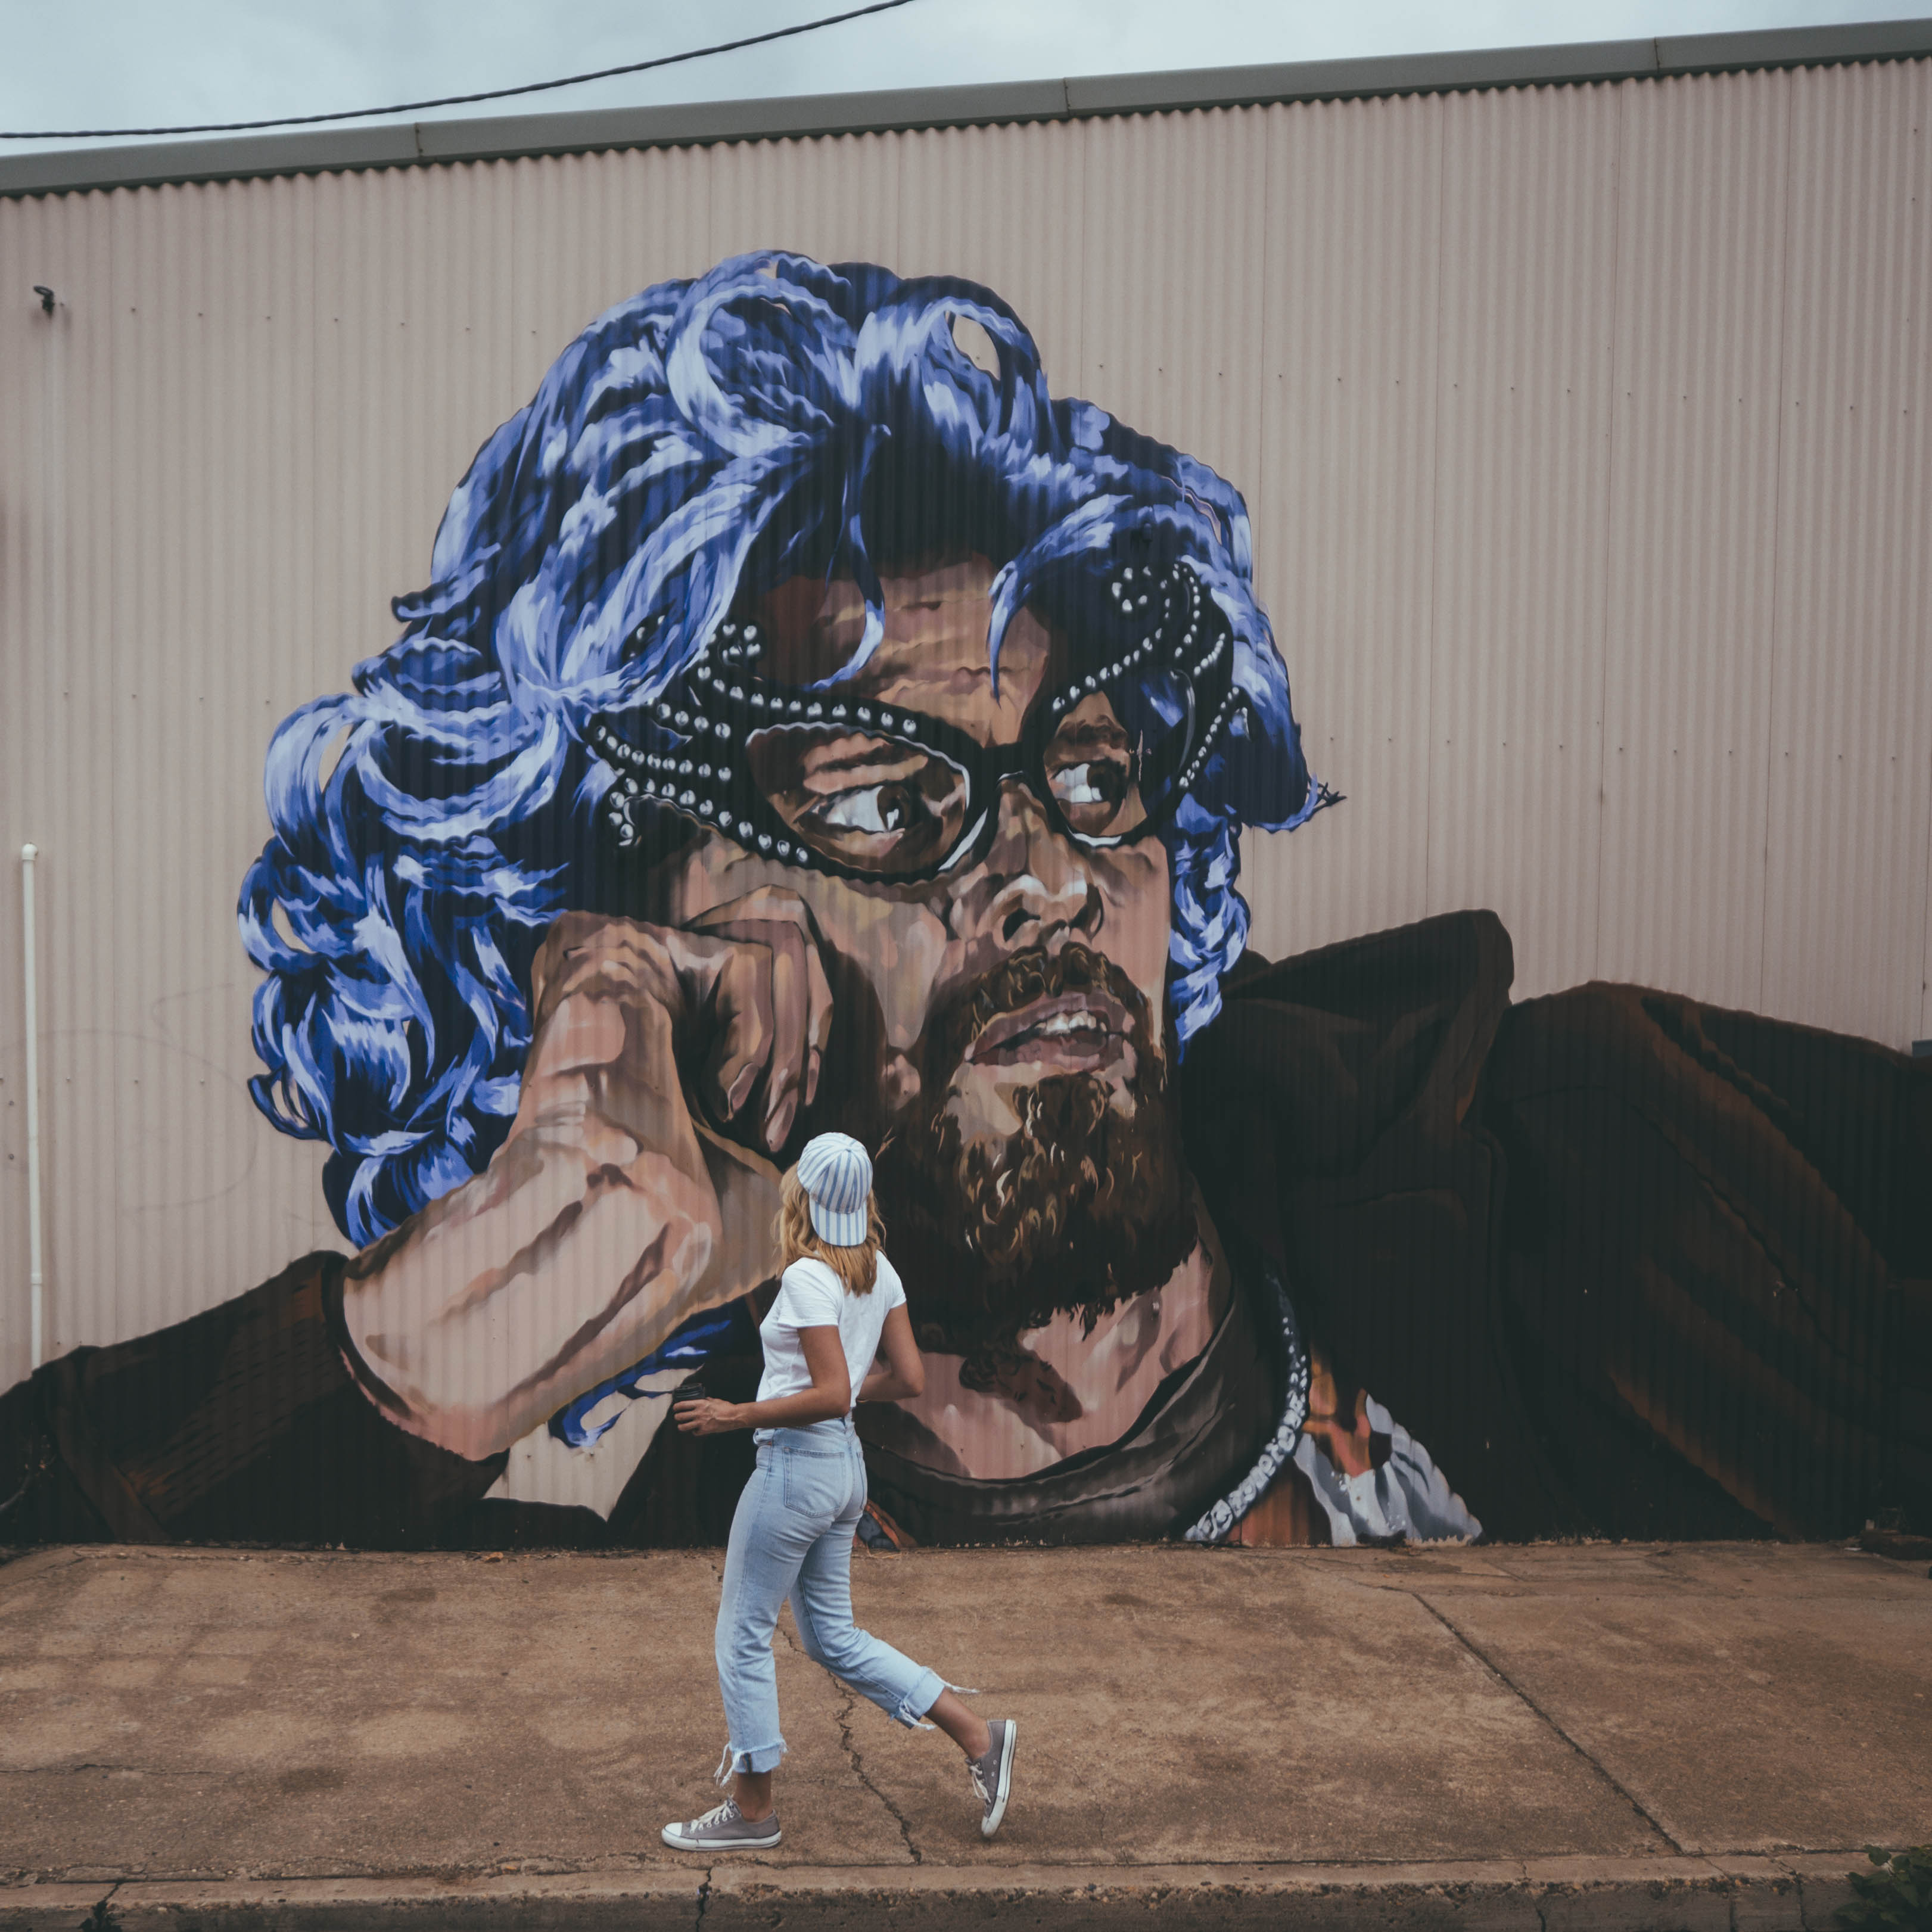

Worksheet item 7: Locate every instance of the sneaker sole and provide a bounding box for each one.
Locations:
[981,1722,1016,1839]
[661,1822,783,1852]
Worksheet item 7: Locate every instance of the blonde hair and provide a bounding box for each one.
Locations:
[777,1168,886,1296]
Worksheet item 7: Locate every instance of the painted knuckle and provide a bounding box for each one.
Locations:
[526,989,631,1081]
[540,914,677,1009]
[622,1149,726,1256]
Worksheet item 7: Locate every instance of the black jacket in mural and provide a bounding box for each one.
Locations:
[3,910,1927,1549]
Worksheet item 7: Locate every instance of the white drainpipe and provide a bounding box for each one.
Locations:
[20,844,43,1370]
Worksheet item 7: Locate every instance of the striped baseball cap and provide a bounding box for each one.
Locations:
[795,1133,873,1247]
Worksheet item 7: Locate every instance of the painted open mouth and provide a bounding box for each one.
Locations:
[965,991,1131,1069]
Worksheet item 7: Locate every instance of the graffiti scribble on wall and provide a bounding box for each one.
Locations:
[2,254,1924,1549]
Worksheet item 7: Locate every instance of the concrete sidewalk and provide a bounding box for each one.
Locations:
[0,1540,1927,1930]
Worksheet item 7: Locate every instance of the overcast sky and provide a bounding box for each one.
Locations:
[0,0,1922,154]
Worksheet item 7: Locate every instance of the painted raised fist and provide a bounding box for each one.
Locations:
[337,893,837,1461]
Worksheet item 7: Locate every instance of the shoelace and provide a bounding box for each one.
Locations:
[968,1737,997,1806]
[687,1797,742,1833]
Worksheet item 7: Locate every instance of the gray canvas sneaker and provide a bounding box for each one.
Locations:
[660,1795,782,1852]
[967,1718,1017,1838]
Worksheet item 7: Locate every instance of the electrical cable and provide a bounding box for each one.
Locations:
[0,0,924,141]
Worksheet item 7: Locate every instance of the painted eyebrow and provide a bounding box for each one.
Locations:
[1050,717,1133,748]
[796,741,931,780]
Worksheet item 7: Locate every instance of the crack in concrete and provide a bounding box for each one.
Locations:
[82,1877,126,1930]
[1408,1591,1684,1853]
[693,1861,713,1930]
[833,1683,922,1866]
[773,1616,921,1866]
[0,1549,90,1591]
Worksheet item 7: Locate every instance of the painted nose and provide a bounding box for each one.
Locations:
[979,778,1103,948]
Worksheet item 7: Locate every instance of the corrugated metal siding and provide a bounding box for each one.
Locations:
[1425,79,1621,1001]
[1594,66,1793,1015]
[1,60,1927,1416]
[1761,57,1932,1047]
[1078,108,1270,516]
[895,117,1089,384]
[1242,89,1443,962]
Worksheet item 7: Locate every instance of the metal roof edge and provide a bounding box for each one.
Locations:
[4,15,1929,198]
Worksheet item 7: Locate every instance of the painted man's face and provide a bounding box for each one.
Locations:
[655,555,1196,1363]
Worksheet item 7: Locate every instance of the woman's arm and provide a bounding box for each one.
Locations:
[674,1324,850,1435]
[858,1305,925,1404]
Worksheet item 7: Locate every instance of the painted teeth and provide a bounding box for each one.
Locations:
[1037,1012,1105,1035]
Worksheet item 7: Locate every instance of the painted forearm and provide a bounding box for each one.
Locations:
[336,916,804,1463]
[340,1127,729,1460]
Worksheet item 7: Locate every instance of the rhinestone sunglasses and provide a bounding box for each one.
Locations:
[590,563,1245,883]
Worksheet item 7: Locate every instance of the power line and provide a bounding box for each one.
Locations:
[0,0,925,142]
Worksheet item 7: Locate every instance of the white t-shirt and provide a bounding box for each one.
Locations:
[755,1254,906,1414]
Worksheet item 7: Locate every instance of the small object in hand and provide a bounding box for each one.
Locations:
[674,1380,712,1433]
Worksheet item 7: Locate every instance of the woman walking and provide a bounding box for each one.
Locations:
[661,1132,1018,1852]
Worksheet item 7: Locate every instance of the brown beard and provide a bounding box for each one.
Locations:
[873,943,1196,1372]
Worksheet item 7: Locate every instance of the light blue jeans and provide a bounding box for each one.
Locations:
[715,1417,945,1775]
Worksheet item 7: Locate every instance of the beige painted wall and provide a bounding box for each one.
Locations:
[3,57,1930,1377]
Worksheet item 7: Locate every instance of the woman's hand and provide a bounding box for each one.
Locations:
[695,1328,851,1437]
[674,1396,743,1436]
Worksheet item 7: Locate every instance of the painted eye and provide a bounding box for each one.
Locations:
[746,726,969,873]
[1045,696,1147,841]
[817,784,924,835]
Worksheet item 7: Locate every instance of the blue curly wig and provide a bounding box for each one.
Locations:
[241,252,1323,1251]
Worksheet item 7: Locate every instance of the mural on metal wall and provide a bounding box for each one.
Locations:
[2,253,1925,1550]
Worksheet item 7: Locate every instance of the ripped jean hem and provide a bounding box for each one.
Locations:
[723,1738,787,1777]
[890,1667,949,1730]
